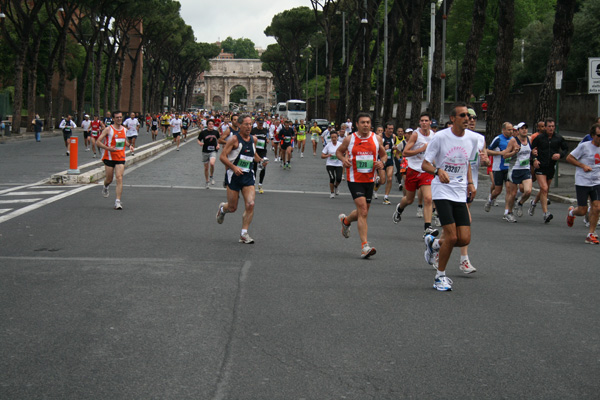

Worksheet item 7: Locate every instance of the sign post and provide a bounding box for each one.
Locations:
[589,58,600,117]
[554,70,563,188]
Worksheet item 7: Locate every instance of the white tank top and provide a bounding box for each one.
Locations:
[406,129,434,173]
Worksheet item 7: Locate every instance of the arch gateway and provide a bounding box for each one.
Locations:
[203,59,274,111]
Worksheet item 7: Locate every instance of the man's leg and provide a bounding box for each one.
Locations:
[345,197,370,244]
[505,181,517,213]
[204,162,210,183]
[240,185,256,230]
[104,165,115,187]
[384,166,394,197]
[114,164,125,201]
[537,175,550,213]
[421,185,433,224]
[437,224,471,272]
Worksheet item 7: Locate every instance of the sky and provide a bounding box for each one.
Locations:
[179,0,310,49]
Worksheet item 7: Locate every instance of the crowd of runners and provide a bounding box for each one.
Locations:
[57,105,600,291]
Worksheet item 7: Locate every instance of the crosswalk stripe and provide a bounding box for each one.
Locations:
[3,191,66,196]
[0,208,13,214]
[0,199,42,204]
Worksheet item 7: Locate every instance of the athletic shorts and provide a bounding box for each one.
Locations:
[103,160,125,168]
[384,158,394,168]
[226,170,255,191]
[535,165,556,180]
[63,131,72,140]
[151,126,158,131]
[327,166,343,184]
[281,142,292,150]
[297,134,306,141]
[202,151,217,163]
[405,168,433,192]
[575,185,600,207]
[347,181,374,203]
[172,131,180,138]
[91,131,99,139]
[83,131,91,138]
[126,135,138,141]
[509,169,531,184]
[311,134,319,141]
[434,199,471,227]
[493,170,509,186]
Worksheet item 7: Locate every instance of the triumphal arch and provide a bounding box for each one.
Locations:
[203,58,274,111]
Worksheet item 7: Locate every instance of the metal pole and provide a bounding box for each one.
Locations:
[555,87,560,188]
[440,0,446,124]
[342,12,345,65]
[383,1,388,113]
[427,2,435,103]
[345,23,349,118]
[315,45,318,119]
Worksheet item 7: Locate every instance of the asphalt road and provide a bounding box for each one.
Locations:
[1,137,599,399]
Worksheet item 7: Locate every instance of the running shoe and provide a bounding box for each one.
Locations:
[398,183,403,192]
[216,202,226,224]
[514,203,523,217]
[585,233,599,245]
[102,186,109,198]
[432,214,441,226]
[176,148,179,151]
[361,242,377,259]
[392,204,402,224]
[382,198,391,205]
[239,232,254,244]
[339,213,350,238]
[211,178,215,185]
[114,200,122,210]
[373,192,378,199]
[566,206,575,227]
[492,198,499,207]
[547,198,552,205]
[330,193,335,199]
[583,212,590,227]
[459,259,477,274]
[424,234,437,265]
[484,200,492,212]
[374,176,381,191]
[334,186,339,196]
[416,207,424,218]
[258,186,264,194]
[543,212,553,224]
[301,153,304,158]
[93,153,97,158]
[503,213,517,223]
[206,181,210,189]
[528,200,536,216]
[433,275,453,291]
[423,226,440,239]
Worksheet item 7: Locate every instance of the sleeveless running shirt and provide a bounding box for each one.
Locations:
[346,132,379,183]
[228,132,256,174]
[406,128,434,173]
[102,125,127,161]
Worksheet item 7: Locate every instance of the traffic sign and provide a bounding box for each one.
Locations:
[589,58,600,94]
[555,71,563,90]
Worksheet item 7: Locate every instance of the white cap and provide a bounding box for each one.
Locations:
[405,128,413,133]
[516,122,528,129]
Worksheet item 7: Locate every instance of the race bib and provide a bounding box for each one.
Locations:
[386,149,392,158]
[207,145,215,151]
[284,136,291,143]
[356,155,373,173]
[330,154,338,160]
[257,139,266,149]
[443,159,465,182]
[519,159,530,166]
[115,138,125,150]
[237,154,253,172]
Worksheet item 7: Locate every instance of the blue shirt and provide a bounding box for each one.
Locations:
[488,134,512,171]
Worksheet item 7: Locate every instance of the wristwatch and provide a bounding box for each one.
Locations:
[433,168,439,176]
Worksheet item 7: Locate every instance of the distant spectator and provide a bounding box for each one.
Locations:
[32,114,43,142]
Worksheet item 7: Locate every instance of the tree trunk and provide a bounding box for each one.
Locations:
[485,0,515,143]
[395,52,411,128]
[381,0,402,124]
[56,32,67,121]
[533,0,577,126]
[429,0,454,122]
[26,32,43,132]
[12,50,27,133]
[76,43,94,122]
[94,38,103,117]
[405,0,427,128]
[457,0,487,103]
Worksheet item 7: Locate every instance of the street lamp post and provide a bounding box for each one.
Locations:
[315,44,318,119]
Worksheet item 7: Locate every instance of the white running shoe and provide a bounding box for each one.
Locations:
[361,242,376,259]
[433,275,453,291]
[503,213,517,223]
[339,214,350,238]
[424,234,437,265]
[514,203,523,217]
[334,186,339,196]
[216,202,226,224]
[330,193,335,198]
[416,207,424,218]
[484,200,492,212]
[211,178,215,185]
[432,214,441,226]
[392,204,402,224]
[528,200,536,216]
[114,200,122,210]
[373,192,378,199]
[459,259,477,274]
[239,232,254,244]
[102,186,109,198]
[423,226,440,239]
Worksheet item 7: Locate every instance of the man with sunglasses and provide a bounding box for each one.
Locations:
[422,103,481,291]
[565,123,600,244]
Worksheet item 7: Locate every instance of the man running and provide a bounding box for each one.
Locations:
[565,122,600,244]
[279,120,296,170]
[381,122,396,205]
[336,112,387,258]
[197,119,220,188]
[392,112,438,237]
[322,130,343,198]
[296,119,307,157]
[529,118,568,223]
[170,113,183,151]
[422,103,480,291]
[81,114,92,152]
[505,122,533,219]
[485,122,518,221]
[123,112,139,155]
[181,113,191,142]
[251,117,269,193]
[59,115,77,156]
[96,111,134,210]
[216,115,268,244]
[310,121,322,156]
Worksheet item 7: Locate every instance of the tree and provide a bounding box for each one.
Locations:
[456,0,488,103]
[221,37,259,59]
[534,0,577,124]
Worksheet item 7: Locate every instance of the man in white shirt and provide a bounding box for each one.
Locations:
[81,114,92,151]
[170,113,183,151]
[123,112,140,155]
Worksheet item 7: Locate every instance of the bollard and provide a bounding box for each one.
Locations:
[68,137,80,174]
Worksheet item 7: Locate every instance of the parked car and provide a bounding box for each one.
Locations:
[310,119,329,131]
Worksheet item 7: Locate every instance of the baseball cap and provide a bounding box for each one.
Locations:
[431,119,438,128]
[405,128,413,133]
[516,122,528,129]
[467,108,477,117]
[257,117,264,123]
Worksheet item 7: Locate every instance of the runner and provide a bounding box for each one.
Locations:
[123,112,140,155]
[90,115,102,158]
[170,113,183,151]
[392,112,438,237]
[96,111,134,210]
[160,112,170,137]
[505,122,533,219]
[103,111,113,128]
[150,115,159,141]
[279,120,296,170]
[145,113,152,133]
[565,122,600,244]
[310,121,322,156]
[322,130,343,198]
[216,115,268,244]
[251,117,269,193]
[81,114,92,152]
[59,115,77,155]
[181,113,191,142]
[336,112,387,258]
[485,122,518,220]
[197,119,220,188]
[422,103,480,291]
[381,122,396,204]
[529,118,569,223]
[296,119,307,157]
[219,114,240,187]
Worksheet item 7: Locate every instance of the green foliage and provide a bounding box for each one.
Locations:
[568,0,600,82]
[221,37,259,59]
[230,86,248,104]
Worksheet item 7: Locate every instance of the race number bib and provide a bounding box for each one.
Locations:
[115,138,125,150]
[330,154,338,160]
[356,155,373,173]
[237,155,253,172]
[284,136,291,143]
[256,139,266,149]
[207,145,215,151]
[443,158,465,182]
[519,159,530,166]
[386,149,392,159]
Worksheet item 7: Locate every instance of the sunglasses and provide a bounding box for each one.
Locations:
[457,113,468,118]
[468,116,477,120]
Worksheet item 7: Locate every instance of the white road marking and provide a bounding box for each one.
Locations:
[0,198,42,204]
[0,208,13,214]
[3,191,66,195]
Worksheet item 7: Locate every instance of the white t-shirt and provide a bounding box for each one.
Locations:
[321,129,331,145]
[170,118,182,133]
[322,141,343,167]
[569,141,600,187]
[424,127,479,202]
[123,118,139,137]
[344,121,353,134]
[81,120,91,131]
[469,131,486,188]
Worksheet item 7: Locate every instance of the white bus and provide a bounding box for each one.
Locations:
[277,100,307,122]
